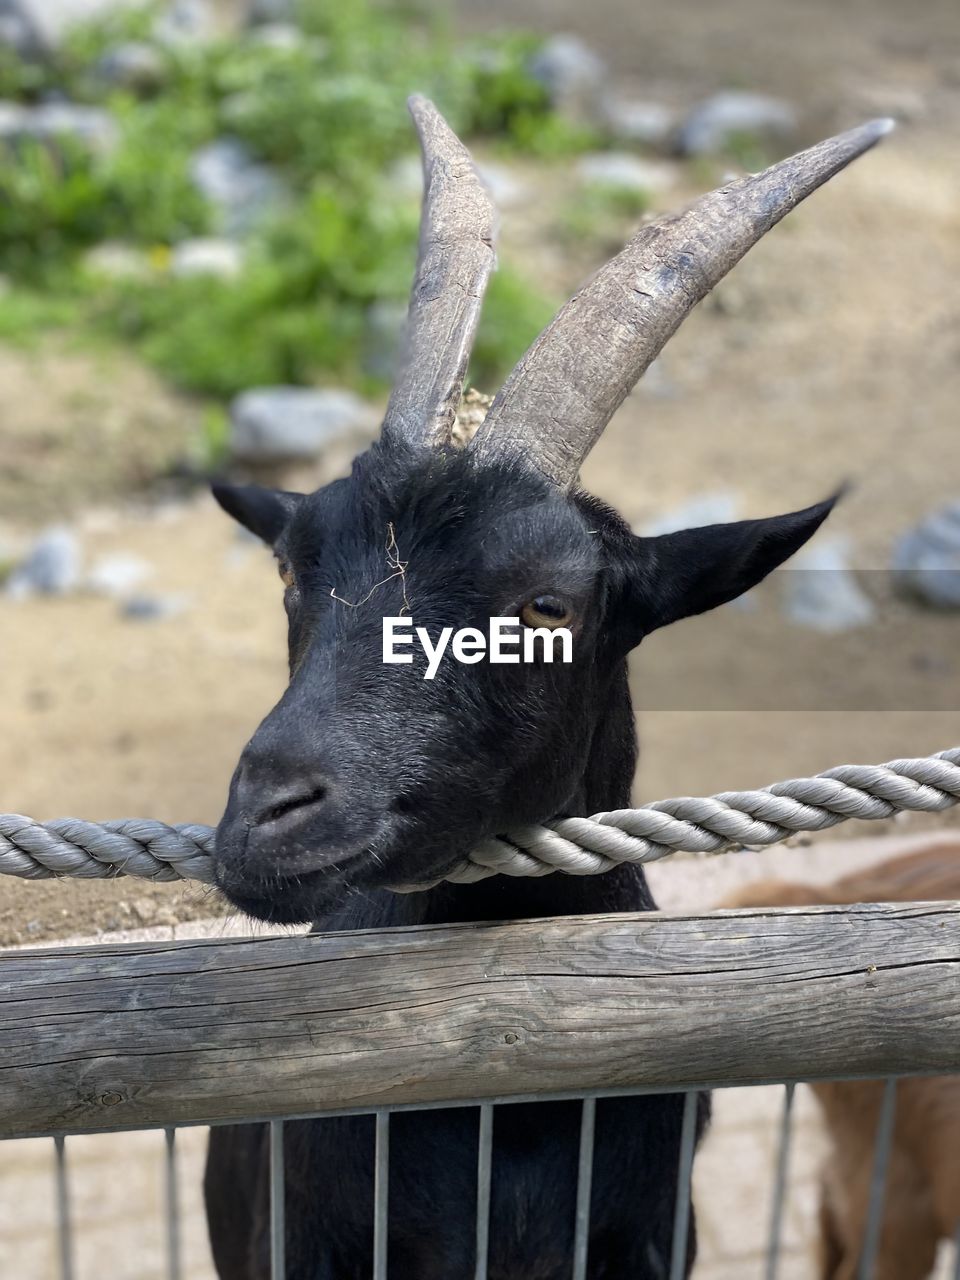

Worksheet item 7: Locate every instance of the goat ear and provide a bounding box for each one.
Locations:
[624,492,841,638]
[211,482,304,546]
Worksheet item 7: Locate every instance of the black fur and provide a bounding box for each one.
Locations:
[206,442,836,1278]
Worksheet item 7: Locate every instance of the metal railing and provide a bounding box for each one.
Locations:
[33,1075,960,1280]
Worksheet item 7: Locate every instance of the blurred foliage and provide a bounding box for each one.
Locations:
[554,183,651,250]
[0,0,601,400]
[719,130,774,172]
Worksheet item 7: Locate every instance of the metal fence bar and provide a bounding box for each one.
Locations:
[764,1083,796,1280]
[164,1127,183,1280]
[270,1120,286,1280]
[571,1096,597,1280]
[374,1110,390,1280]
[474,1104,494,1280]
[53,1135,75,1280]
[668,1091,699,1280]
[857,1078,898,1280]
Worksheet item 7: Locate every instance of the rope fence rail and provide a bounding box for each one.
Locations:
[1,746,958,888]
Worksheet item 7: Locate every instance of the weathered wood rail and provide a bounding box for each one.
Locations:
[2,903,959,1140]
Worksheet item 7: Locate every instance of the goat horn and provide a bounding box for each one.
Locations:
[469,118,894,488]
[380,96,498,450]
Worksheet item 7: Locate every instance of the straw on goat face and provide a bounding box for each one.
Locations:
[206,99,892,1280]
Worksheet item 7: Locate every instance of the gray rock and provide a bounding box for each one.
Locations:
[635,356,678,401]
[230,388,378,462]
[601,96,675,150]
[170,237,245,279]
[86,552,151,599]
[528,34,607,120]
[82,242,151,280]
[676,91,799,156]
[476,162,528,209]
[0,100,118,154]
[576,152,677,193]
[95,41,166,93]
[122,593,189,621]
[892,502,960,609]
[0,0,143,55]
[247,21,302,50]
[388,153,425,200]
[0,3,41,56]
[190,137,286,236]
[247,0,295,24]
[362,299,407,382]
[6,527,81,599]
[782,539,875,633]
[153,0,218,45]
[0,101,29,138]
[639,492,739,537]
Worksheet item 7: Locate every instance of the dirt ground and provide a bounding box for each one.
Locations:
[1,0,959,944]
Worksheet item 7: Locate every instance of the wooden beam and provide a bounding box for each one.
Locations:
[1,903,959,1139]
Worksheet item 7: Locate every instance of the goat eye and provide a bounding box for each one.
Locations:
[277,560,295,590]
[520,595,572,630]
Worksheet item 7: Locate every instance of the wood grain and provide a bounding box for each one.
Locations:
[1,902,958,1139]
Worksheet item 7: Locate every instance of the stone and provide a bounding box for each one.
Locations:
[153,0,218,45]
[600,96,675,150]
[82,242,151,280]
[782,539,875,633]
[576,152,677,193]
[476,162,528,209]
[676,91,800,156]
[170,237,245,279]
[892,502,960,609]
[638,492,739,537]
[0,101,29,139]
[0,0,144,56]
[388,153,425,200]
[6,527,81,599]
[86,552,151,599]
[95,41,166,93]
[190,137,286,236]
[0,100,118,154]
[122,593,189,621]
[246,0,295,23]
[229,387,378,463]
[0,3,41,56]
[362,299,408,382]
[528,34,607,120]
[247,21,302,49]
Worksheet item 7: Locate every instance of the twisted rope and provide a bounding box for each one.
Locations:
[2,748,958,889]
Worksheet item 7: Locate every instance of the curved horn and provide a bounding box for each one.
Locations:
[380,96,498,450]
[470,118,894,487]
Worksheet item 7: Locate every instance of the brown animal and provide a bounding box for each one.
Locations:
[722,842,960,1280]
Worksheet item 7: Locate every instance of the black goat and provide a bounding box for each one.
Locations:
[204,98,891,1279]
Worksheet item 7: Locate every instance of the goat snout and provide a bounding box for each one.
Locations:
[233,753,333,838]
[212,727,404,922]
[224,740,372,869]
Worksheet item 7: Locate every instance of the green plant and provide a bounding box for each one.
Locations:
[0,0,588,401]
[554,183,652,249]
[0,100,210,274]
[471,267,555,391]
[0,282,88,342]
[456,34,599,156]
[721,130,774,172]
[193,403,231,470]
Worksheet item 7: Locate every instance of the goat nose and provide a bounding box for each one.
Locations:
[234,749,334,834]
